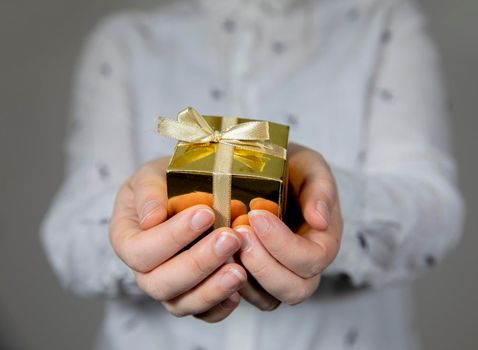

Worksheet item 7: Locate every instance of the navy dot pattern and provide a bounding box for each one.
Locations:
[379,88,394,102]
[381,29,392,44]
[286,113,299,126]
[97,164,110,179]
[100,62,112,76]
[425,255,436,267]
[357,150,367,163]
[222,18,236,33]
[346,8,360,21]
[99,217,109,225]
[344,328,359,346]
[272,41,286,54]
[210,88,223,101]
[138,23,151,38]
[357,231,369,250]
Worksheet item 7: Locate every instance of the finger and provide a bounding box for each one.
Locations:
[249,198,279,215]
[238,276,281,311]
[288,147,337,231]
[247,210,338,278]
[130,158,170,230]
[163,263,246,317]
[111,204,215,273]
[231,200,248,220]
[232,214,249,228]
[231,198,279,228]
[194,292,241,323]
[227,254,281,311]
[235,226,320,305]
[167,192,213,217]
[136,228,241,300]
[167,193,246,220]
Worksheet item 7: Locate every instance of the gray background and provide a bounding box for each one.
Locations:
[0,0,476,349]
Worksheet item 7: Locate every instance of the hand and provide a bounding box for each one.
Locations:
[109,158,247,323]
[235,143,343,307]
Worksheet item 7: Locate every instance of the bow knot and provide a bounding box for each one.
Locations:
[211,130,222,143]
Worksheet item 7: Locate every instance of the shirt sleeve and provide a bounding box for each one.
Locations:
[324,0,465,287]
[40,13,144,297]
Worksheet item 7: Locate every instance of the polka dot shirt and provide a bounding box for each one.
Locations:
[40,0,464,349]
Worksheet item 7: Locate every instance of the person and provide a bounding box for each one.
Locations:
[40,0,464,349]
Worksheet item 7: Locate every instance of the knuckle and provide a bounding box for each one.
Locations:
[267,233,289,257]
[168,229,187,252]
[136,274,170,301]
[135,178,157,193]
[122,237,150,273]
[163,302,187,318]
[304,260,322,279]
[286,283,312,306]
[187,252,211,278]
[135,273,152,295]
[198,288,218,309]
[248,262,269,280]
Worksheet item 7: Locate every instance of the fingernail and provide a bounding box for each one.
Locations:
[220,292,241,309]
[140,200,160,224]
[219,269,244,291]
[248,211,270,235]
[214,232,241,256]
[315,200,330,226]
[191,209,214,231]
[234,227,252,252]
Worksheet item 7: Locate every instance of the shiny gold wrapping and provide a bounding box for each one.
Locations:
[166,115,289,228]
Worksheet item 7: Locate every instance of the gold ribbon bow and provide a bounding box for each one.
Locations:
[157,107,286,159]
[157,107,287,228]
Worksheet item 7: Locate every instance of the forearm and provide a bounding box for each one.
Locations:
[40,172,143,297]
[324,164,464,287]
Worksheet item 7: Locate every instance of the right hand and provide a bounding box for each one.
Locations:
[109,158,247,323]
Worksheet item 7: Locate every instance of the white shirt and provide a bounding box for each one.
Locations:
[40,0,464,349]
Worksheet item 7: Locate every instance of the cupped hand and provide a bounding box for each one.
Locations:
[109,158,247,323]
[235,143,343,308]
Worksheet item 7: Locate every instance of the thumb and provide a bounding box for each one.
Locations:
[130,158,169,230]
[288,146,338,231]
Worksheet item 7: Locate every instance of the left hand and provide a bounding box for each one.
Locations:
[235,143,343,307]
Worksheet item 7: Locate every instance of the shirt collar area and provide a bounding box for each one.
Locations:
[197,0,306,18]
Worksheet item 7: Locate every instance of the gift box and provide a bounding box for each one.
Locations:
[157,107,289,229]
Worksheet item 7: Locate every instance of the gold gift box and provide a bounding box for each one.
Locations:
[165,115,289,228]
